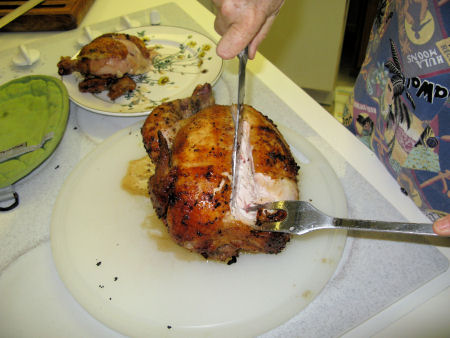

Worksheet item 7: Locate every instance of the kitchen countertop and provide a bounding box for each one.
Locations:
[0,1,448,337]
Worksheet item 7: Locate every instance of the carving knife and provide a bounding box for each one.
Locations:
[231,46,249,204]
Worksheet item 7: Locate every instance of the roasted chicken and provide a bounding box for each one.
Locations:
[142,83,300,263]
[57,33,157,100]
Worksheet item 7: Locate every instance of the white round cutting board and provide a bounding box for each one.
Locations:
[50,122,347,337]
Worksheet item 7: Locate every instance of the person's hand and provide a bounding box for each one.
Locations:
[433,214,450,236]
[212,0,284,59]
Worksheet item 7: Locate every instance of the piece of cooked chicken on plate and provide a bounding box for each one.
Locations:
[57,33,158,100]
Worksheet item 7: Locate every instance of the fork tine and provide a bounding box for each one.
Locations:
[250,200,334,235]
[251,201,295,232]
[247,201,281,212]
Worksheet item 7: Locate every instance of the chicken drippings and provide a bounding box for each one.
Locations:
[123,157,203,261]
[121,156,155,196]
[141,213,203,262]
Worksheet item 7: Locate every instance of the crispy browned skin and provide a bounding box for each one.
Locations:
[57,33,152,77]
[141,83,215,162]
[142,90,298,262]
[149,131,174,218]
[57,33,156,100]
[165,105,292,261]
[78,75,136,100]
[246,107,299,180]
[78,33,150,62]
[57,56,78,76]
[78,77,110,94]
[107,76,136,100]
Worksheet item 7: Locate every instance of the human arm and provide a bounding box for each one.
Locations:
[212,0,284,59]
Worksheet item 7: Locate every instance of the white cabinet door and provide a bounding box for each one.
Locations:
[259,0,349,104]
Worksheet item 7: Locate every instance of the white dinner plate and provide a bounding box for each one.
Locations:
[50,122,347,337]
[62,26,223,117]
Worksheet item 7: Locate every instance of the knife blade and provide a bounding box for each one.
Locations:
[231,46,249,204]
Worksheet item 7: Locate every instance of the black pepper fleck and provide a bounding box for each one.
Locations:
[96,261,102,266]
[227,256,237,265]
[54,165,60,169]
[114,277,118,281]
[167,325,172,329]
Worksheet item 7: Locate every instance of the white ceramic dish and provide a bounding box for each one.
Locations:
[51,123,347,337]
[62,26,223,117]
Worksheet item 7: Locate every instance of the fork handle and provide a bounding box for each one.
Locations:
[333,218,437,236]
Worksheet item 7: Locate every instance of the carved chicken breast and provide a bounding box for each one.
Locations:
[142,84,299,262]
[57,33,158,100]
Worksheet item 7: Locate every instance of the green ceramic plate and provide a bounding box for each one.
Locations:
[0,75,69,188]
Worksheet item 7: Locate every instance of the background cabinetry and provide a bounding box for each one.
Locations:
[198,0,349,105]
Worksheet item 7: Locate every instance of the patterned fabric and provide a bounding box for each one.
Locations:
[342,0,449,221]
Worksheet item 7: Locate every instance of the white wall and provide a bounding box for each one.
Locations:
[198,0,349,105]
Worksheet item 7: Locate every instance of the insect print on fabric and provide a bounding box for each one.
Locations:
[343,0,450,221]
